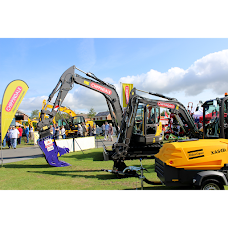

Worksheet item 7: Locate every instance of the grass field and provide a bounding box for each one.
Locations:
[0,147,227,190]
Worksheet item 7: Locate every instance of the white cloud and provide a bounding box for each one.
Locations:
[119,49,228,97]
[18,95,48,116]
[18,49,228,116]
[62,87,109,113]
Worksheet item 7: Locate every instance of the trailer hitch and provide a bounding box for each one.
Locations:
[102,158,162,189]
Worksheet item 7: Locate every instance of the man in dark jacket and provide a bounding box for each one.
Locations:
[25,126,29,143]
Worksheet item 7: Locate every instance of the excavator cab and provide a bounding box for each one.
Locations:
[145,105,163,144]
[58,115,85,137]
[68,116,85,130]
[131,104,163,145]
[202,95,228,139]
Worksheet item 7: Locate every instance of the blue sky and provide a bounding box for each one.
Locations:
[1,38,228,115]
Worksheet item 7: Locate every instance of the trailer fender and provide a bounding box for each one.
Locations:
[193,171,228,186]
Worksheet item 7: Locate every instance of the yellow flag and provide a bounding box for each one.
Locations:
[122,83,133,108]
[1,80,29,142]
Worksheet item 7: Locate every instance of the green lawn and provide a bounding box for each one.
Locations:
[0,148,227,190]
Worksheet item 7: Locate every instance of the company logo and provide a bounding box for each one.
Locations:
[125,86,129,104]
[54,105,59,111]
[5,86,23,112]
[90,82,112,95]
[44,139,54,152]
[157,102,175,109]
[211,148,226,155]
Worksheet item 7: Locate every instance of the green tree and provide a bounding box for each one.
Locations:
[88,108,96,120]
[30,109,39,119]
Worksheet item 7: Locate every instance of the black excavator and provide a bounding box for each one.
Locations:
[37,66,201,170]
[109,87,201,172]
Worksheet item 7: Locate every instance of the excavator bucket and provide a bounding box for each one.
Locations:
[37,136,70,167]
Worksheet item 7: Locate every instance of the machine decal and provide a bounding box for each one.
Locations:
[211,148,226,155]
[125,86,130,104]
[84,80,90,85]
[90,82,112,95]
[5,86,23,112]
[54,105,59,111]
[188,149,204,159]
[157,102,175,109]
[44,139,54,152]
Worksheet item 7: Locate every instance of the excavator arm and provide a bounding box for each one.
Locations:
[37,66,123,167]
[72,67,123,130]
[37,65,123,139]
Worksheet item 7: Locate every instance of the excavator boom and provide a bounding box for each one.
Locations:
[38,66,123,139]
[37,66,123,167]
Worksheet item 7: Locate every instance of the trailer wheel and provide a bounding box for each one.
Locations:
[200,179,224,190]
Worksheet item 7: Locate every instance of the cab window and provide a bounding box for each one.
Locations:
[133,105,144,135]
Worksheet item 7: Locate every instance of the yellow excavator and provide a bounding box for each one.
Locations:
[41,99,95,137]
[16,118,38,129]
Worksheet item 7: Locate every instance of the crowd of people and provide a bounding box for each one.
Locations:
[77,122,96,137]
[0,121,115,150]
[101,121,114,141]
[49,121,114,141]
[48,122,100,139]
[49,124,66,139]
[0,125,34,149]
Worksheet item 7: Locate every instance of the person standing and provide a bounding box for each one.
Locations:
[101,123,105,136]
[92,125,96,136]
[88,124,92,136]
[60,125,66,139]
[6,129,11,148]
[11,126,19,149]
[77,124,83,137]
[104,121,109,141]
[17,126,23,145]
[8,127,13,148]
[55,125,60,139]
[108,123,113,141]
[82,122,87,137]
[25,126,29,144]
[52,124,56,136]
[29,126,34,141]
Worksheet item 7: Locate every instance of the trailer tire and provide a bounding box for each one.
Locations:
[200,179,224,190]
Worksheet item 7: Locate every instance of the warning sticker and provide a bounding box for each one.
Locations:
[44,139,54,152]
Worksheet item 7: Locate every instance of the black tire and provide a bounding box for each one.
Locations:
[200,179,224,190]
